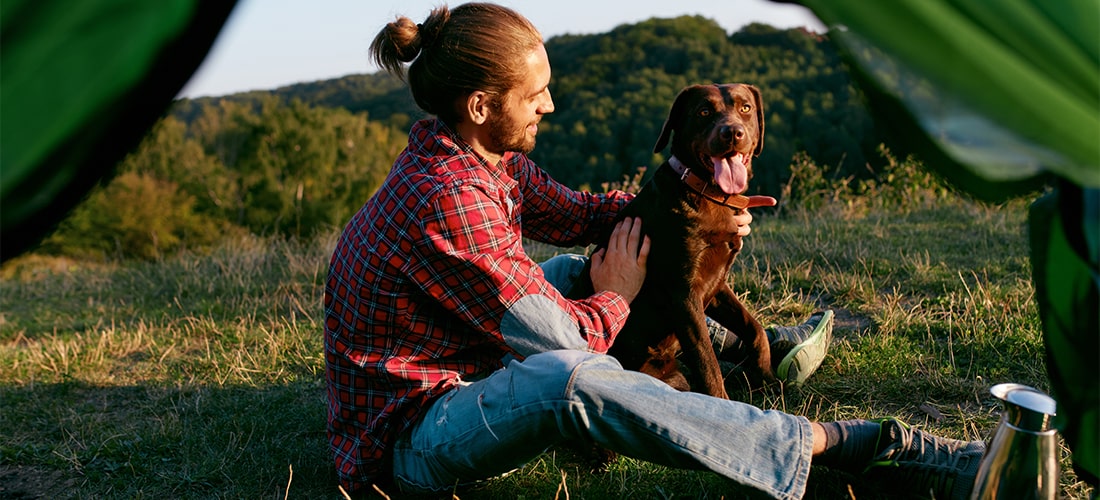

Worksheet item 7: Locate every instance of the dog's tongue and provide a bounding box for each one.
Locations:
[712,153,748,194]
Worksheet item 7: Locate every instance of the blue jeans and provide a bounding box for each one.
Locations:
[390,255,814,499]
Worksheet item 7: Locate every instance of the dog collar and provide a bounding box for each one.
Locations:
[667,156,751,210]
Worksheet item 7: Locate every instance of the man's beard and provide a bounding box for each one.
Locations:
[488,108,536,155]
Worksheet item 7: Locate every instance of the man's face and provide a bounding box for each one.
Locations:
[487,44,555,154]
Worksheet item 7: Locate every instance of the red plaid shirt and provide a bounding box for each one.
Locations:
[324,118,633,491]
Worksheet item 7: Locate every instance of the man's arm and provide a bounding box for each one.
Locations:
[513,156,634,247]
[408,182,632,356]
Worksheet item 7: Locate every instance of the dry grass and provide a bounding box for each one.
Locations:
[1,191,1093,499]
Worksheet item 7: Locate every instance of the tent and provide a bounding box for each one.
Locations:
[1,0,238,260]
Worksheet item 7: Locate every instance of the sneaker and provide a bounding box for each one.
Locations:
[770,310,833,385]
[707,317,731,353]
[863,417,986,500]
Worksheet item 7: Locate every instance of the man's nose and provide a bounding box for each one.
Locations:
[539,89,555,114]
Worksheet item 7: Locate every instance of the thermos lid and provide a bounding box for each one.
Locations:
[990,383,1057,431]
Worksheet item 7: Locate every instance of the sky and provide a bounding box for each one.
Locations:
[176,0,825,99]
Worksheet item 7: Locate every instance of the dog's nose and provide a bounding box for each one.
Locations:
[720,125,746,143]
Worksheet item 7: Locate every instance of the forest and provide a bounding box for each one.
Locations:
[43,18,889,261]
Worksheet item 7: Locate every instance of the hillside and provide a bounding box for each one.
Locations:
[44,17,899,261]
[175,18,880,194]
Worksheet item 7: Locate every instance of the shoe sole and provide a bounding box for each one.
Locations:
[776,309,834,385]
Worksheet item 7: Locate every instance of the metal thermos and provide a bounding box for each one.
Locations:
[970,383,1060,499]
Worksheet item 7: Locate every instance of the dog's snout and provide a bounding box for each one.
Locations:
[720,124,747,143]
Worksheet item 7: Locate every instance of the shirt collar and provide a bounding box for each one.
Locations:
[413,118,521,188]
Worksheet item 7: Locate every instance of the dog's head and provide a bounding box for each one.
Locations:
[653,84,765,195]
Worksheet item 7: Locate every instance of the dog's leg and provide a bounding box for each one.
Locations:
[705,285,774,382]
[673,304,730,399]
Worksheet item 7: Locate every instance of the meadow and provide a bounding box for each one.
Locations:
[1,161,1093,498]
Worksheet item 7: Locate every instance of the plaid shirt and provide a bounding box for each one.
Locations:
[324,118,634,491]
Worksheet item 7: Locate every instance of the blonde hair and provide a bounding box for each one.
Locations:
[369,3,543,126]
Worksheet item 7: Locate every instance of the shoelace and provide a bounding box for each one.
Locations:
[769,314,823,345]
[874,421,964,495]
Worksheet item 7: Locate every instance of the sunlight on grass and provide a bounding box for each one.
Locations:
[1,192,1092,498]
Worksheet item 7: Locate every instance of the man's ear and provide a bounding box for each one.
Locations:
[464,91,492,125]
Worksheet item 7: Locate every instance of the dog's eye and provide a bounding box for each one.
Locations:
[699,109,711,117]
[740,104,752,113]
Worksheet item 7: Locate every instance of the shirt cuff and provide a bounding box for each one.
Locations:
[585,290,631,352]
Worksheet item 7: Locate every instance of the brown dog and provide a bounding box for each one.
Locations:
[569,83,772,399]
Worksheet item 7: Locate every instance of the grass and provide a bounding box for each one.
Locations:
[1,192,1094,499]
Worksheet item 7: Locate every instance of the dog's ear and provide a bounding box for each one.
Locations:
[748,84,765,157]
[653,86,695,154]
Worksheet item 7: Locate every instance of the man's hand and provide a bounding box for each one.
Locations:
[590,217,651,303]
[734,195,777,237]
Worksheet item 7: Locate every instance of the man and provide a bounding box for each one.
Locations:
[324,3,984,498]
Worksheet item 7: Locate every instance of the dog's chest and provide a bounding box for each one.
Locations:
[683,200,743,252]
[629,174,743,261]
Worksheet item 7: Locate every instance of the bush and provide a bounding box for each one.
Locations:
[40,172,232,260]
[780,144,961,216]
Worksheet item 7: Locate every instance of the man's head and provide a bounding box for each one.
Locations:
[479,44,553,155]
[370,3,549,134]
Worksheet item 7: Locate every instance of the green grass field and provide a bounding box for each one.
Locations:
[1,192,1093,499]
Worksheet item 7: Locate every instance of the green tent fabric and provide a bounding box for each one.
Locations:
[0,0,238,261]
[792,0,1099,486]
[791,0,1098,196]
[1030,185,1099,486]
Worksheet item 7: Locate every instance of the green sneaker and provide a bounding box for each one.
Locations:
[770,310,833,385]
[863,417,985,500]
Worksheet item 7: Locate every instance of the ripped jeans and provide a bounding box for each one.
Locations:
[390,254,814,500]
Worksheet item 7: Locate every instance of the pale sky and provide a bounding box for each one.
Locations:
[177,0,825,98]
